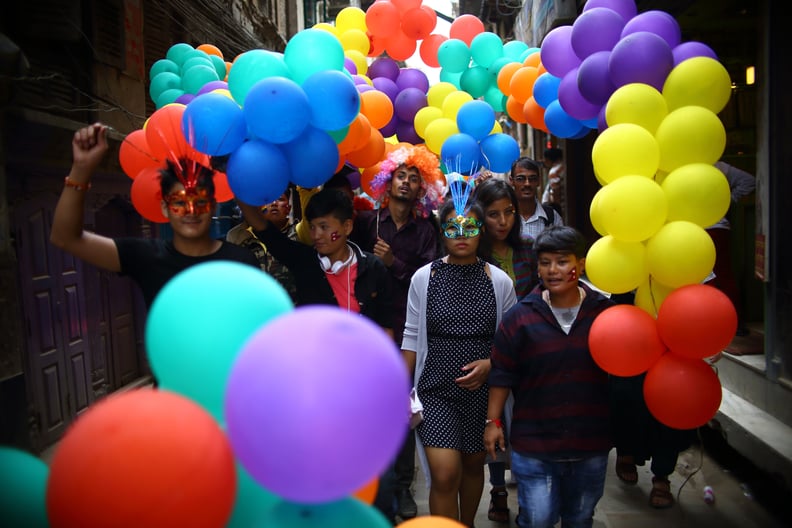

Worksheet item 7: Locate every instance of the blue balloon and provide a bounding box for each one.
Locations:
[226,139,291,206]
[480,133,520,173]
[182,93,247,156]
[302,70,360,131]
[244,77,310,144]
[533,73,562,108]
[457,100,496,141]
[544,99,585,138]
[280,126,339,187]
[441,133,481,174]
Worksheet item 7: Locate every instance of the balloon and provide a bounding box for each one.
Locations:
[509,66,539,104]
[302,70,361,131]
[437,39,472,73]
[155,88,186,109]
[609,31,674,91]
[539,26,580,78]
[402,6,437,41]
[166,42,195,67]
[337,114,372,154]
[285,30,345,84]
[420,33,447,68]
[449,14,485,46]
[657,284,738,360]
[588,189,608,235]
[589,304,666,376]
[400,517,467,528]
[605,82,667,134]
[196,79,229,95]
[281,126,340,187]
[226,139,291,206]
[46,390,236,528]
[439,68,463,90]
[149,72,182,103]
[180,55,214,77]
[634,278,675,317]
[354,477,379,505]
[532,73,561,108]
[558,67,601,120]
[470,31,504,69]
[427,81,458,108]
[662,163,731,227]
[441,133,481,174]
[366,1,399,38]
[397,68,430,93]
[261,497,391,528]
[145,103,190,160]
[225,307,410,503]
[367,57,400,81]
[503,40,530,61]
[591,123,659,183]
[414,105,442,138]
[582,0,637,21]
[379,113,400,139]
[372,76,400,103]
[441,90,474,119]
[655,106,726,172]
[396,119,422,145]
[119,129,159,178]
[570,7,625,61]
[645,221,716,288]
[182,92,246,156]
[361,90,396,129]
[544,100,584,139]
[598,176,667,242]
[480,133,520,173]
[394,87,427,123]
[483,84,507,113]
[496,61,522,96]
[150,58,179,79]
[644,354,722,429]
[662,57,732,114]
[197,43,223,58]
[244,77,310,144]
[226,463,280,528]
[576,51,616,105]
[457,100,496,141]
[621,10,681,48]
[339,28,371,56]
[346,126,386,168]
[345,50,367,75]
[182,64,220,95]
[227,50,290,105]
[585,235,649,294]
[672,41,718,66]
[384,30,417,61]
[506,95,528,124]
[523,97,547,131]
[336,6,367,33]
[423,117,459,154]
[0,447,49,528]
[459,65,491,99]
[131,166,168,223]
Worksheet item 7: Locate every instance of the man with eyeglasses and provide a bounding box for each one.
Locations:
[509,157,564,245]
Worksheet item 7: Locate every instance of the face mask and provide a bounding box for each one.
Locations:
[164,188,213,216]
[441,215,482,239]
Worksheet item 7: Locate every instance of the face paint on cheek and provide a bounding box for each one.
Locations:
[568,268,578,282]
[330,231,339,242]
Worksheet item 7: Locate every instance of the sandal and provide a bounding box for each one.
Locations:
[488,487,510,523]
[649,476,675,509]
[615,455,638,485]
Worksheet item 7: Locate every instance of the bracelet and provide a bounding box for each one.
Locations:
[485,418,503,428]
[64,176,91,191]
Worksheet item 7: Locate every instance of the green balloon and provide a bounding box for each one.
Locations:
[150,58,179,79]
[438,38,472,73]
[484,83,506,112]
[210,54,227,79]
[262,497,391,528]
[182,64,220,95]
[470,31,504,69]
[328,125,350,144]
[180,56,214,76]
[155,88,185,109]
[487,56,514,76]
[0,447,50,528]
[166,42,195,67]
[284,28,345,85]
[227,49,290,105]
[460,66,493,99]
[149,71,182,102]
[440,68,463,90]
[226,464,280,528]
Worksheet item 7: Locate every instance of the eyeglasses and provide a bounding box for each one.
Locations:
[164,189,213,216]
[441,216,482,239]
[511,174,540,184]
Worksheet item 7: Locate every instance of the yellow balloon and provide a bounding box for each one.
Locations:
[646,221,715,288]
[335,7,367,34]
[605,83,668,135]
[313,22,339,38]
[427,82,459,108]
[589,189,609,236]
[661,163,731,227]
[340,29,370,55]
[345,50,368,76]
[414,106,443,139]
[210,88,234,100]
[356,74,373,86]
[424,118,459,155]
[662,57,732,114]
[599,176,667,242]
[634,278,675,318]
[441,91,474,120]
[655,106,726,172]
[592,123,659,184]
[585,235,649,294]
[490,120,503,135]
[384,135,399,145]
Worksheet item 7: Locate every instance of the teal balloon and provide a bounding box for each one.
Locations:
[155,88,185,109]
[149,71,182,102]
[150,58,179,79]
[145,261,293,423]
[227,463,280,528]
[503,40,530,60]
[284,28,345,85]
[166,42,195,67]
[470,31,504,69]
[483,83,506,112]
[519,47,542,63]
[0,447,50,527]
[228,49,291,105]
[439,68,462,90]
[181,56,214,76]
[328,125,350,143]
[182,64,220,95]
[487,56,513,76]
[210,54,227,79]
[460,65,492,98]
[262,497,391,528]
[437,38,471,73]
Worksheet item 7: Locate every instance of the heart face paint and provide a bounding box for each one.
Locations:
[568,268,577,282]
[330,231,340,242]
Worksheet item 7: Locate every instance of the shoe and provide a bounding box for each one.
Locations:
[649,476,675,509]
[397,489,417,519]
[615,455,638,485]
[488,487,510,523]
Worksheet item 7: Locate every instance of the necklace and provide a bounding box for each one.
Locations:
[545,287,584,326]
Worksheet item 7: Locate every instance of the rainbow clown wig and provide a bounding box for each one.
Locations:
[369,145,447,217]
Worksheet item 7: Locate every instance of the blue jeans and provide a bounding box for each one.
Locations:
[510,451,608,528]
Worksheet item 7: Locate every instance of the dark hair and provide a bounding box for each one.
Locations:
[534,226,587,259]
[510,156,542,178]
[543,148,563,163]
[471,178,523,255]
[304,187,353,222]
[159,159,215,197]
[324,170,353,191]
[438,197,483,223]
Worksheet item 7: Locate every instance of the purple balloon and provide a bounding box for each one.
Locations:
[582,0,637,22]
[396,119,422,145]
[571,8,625,60]
[367,57,400,81]
[597,104,609,133]
[394,87,427,122]
[577,51,616,105]
[352,74,369,85]
[175,93,196,105]
[672,41,718,66]
[609,31,674,91]
[356,84,375,93]
[225,306,410,504]
[540,25,581,78]
[372,77,400,103]
[380,113,399,138]
[622,10,681,48]
[343,57,357,75]
[396,68,430,94]
[197,80,229,95]
[558,68,602,121]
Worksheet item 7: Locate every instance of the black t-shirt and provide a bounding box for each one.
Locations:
[114,238,261,307]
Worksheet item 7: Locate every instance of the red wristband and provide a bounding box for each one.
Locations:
[64,176,91,191]
[485,418,503,428]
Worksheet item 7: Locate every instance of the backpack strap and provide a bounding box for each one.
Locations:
[542,203,555,227]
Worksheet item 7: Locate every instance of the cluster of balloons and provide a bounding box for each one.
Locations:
[363,0,441,61]
[148,43,230,109]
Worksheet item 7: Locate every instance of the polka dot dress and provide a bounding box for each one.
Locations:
[417,258,497,453]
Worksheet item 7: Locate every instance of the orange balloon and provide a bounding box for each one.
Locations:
[506,95,528,124]
[360,90,394,129]
[384,30,417,61]
[145,104,189,162]
[523,51,541,68]
[353,477,379,504]
[346,127,386,168]
[509,66,539,104]
[46,389,236,528]
[537,62,547,76]
[449,14,485,46]
[496,62,522,96]
[223,61,232,81]
[523,97,547,132]
[131,166,168,223]
[119,129,160,179]
[644,354,722,430]
[338,114,372,154]
[197,43,224,59]
[360,163,382,197]
[399,516,466,528]
[589,305,667,376]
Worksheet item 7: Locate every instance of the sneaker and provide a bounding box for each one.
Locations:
[397,489,418,519]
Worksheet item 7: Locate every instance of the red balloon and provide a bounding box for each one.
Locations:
[419,33,447,68]
[365,1,399,38]
[367,32,387,58]
[643,354,722,430]
[46,389,236,528]
[589,304,667,376]
[145,104,189,162]
[657,284,738,360]
[119,129,160,179]
[401,7,436,41]
[213,171,234,202]
[384,30,417,61]
[131,166,168,223]
[391,0,421,12]
[449,14,485,46]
